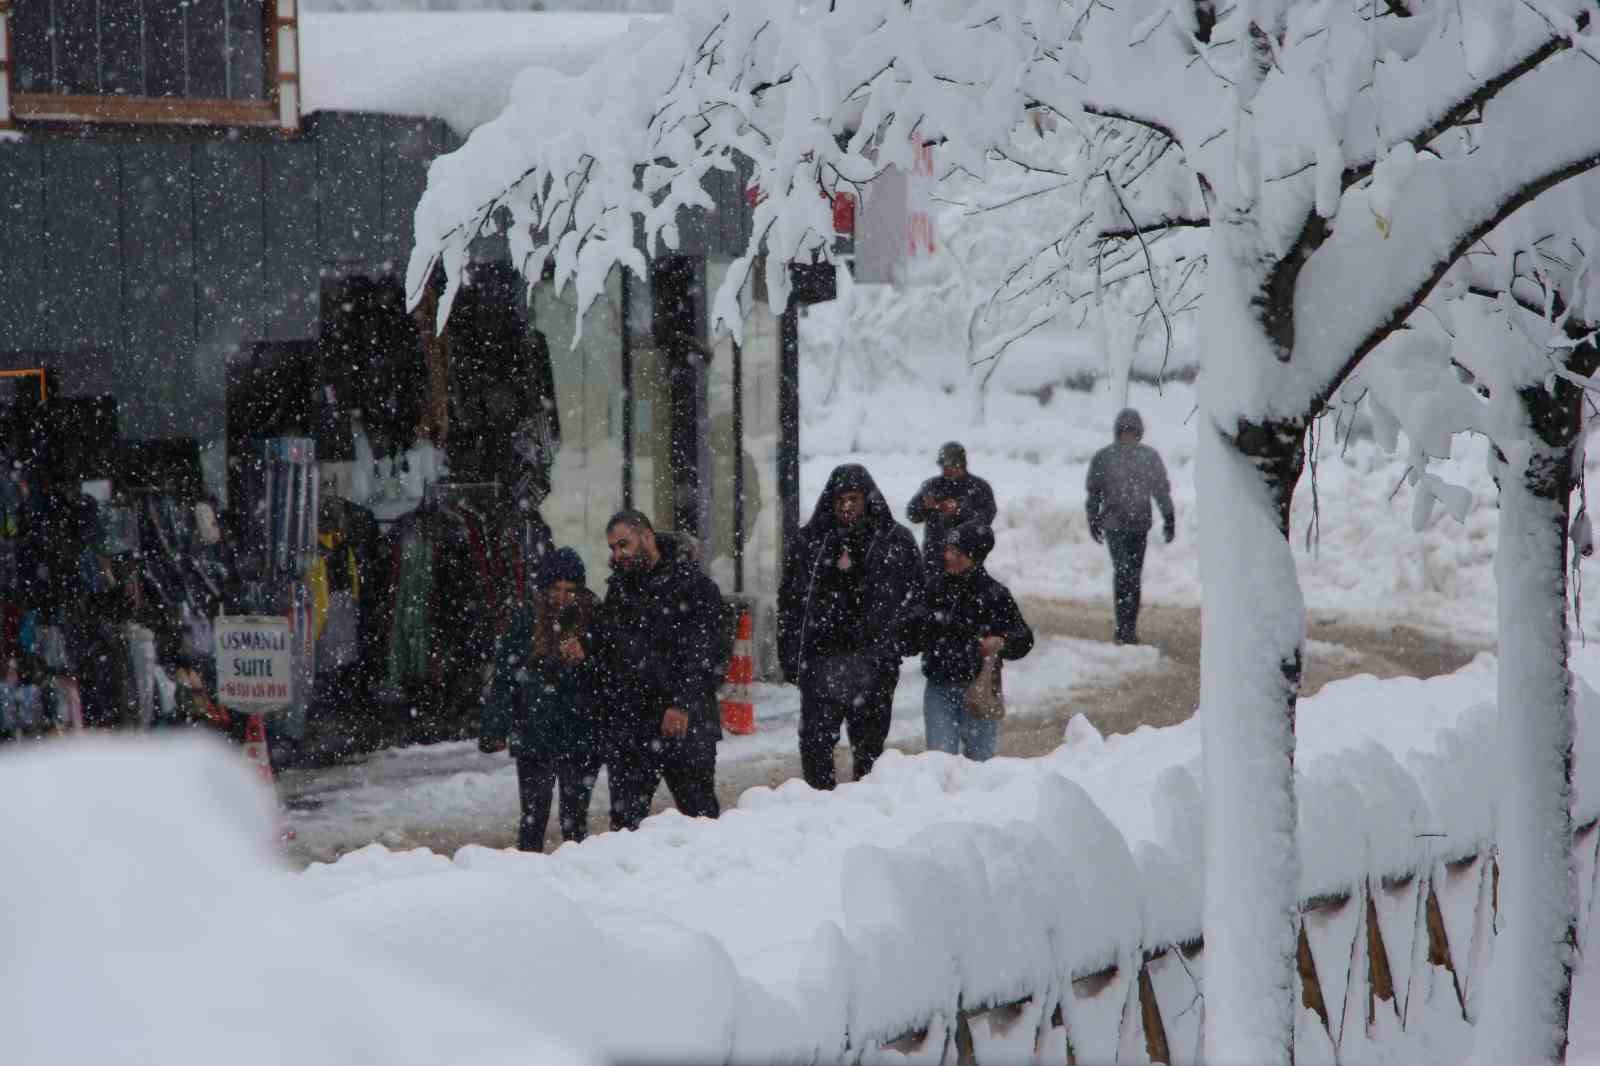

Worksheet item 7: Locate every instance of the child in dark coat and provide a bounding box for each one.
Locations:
[479,547,602,851]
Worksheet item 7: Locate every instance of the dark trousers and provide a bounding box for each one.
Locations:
[515,747,603,852]
[1106,529,1149,644]
[608,730,720,832]
[798,670,897,790]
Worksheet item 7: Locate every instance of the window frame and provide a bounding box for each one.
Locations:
[0,0,299,133]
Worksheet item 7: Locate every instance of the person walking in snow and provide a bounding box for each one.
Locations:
[478,547,603,852]
[1085,408,1175,645]
[906,521,1034,762]
[587,510,727,831]
[907,441,998,578]
[778,464,921,790]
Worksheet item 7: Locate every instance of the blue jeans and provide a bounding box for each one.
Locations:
[923,682,999,761]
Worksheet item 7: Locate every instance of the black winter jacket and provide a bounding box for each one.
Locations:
[909,567,1034,687]
[592,533,727,741]
[907,473,997,571]
[778,465,921,681]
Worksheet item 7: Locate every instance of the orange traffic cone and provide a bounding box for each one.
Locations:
[242,714,296,844]
[719,609,756,735]
[242,714,275,786]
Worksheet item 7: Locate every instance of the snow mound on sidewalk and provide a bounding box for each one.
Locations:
[10,650,1599,1063]
[302,649,1598,1059]
[0,735,587,1066]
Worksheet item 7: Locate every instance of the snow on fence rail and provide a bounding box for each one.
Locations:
[870,820,1599,1065]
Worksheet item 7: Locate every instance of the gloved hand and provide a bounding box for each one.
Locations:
[1163,522,1175,544]
[1089,523,1103,545]
[478,734,507,755]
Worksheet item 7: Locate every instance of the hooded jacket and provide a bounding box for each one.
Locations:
[777,464,921,681]
[1085,410,1175,536]
[592,532,727,740]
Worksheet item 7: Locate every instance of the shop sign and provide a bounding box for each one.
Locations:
[213,616,294,713]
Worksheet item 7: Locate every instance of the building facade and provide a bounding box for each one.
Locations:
[0,2,815,675]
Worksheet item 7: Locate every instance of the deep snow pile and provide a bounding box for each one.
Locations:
[11,649,1599,1063]
[0,736,586,1066]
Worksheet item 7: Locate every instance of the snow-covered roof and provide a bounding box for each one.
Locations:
[298,13,649,135]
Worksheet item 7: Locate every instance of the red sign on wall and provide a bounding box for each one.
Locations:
[832,191,856,236]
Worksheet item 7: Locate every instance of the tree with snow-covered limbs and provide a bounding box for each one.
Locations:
[408,1,1600,1059]
[1349,173,1600,1060]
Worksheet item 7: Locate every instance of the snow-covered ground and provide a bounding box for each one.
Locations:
[9,644,1599,1064]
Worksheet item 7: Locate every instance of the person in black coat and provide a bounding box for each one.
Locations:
[587,510,726,831]
[778,464,921,790]
[907,441,998,577]
[478,547,603,852]
[909,521,1033,762]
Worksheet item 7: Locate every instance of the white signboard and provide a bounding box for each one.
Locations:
[214,616,294,713]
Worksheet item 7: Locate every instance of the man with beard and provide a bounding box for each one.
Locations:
[907,442,997,578]
[587,510,727,830]
[778,465,921,790]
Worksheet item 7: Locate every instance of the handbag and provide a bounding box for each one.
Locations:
[963,654,1006,721]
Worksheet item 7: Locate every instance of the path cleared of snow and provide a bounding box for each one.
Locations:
[282,634,1159,863]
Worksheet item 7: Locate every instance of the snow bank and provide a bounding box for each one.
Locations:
[298,648,1600,1060]
[0,736,587,1066]
[11,651,1599,1062]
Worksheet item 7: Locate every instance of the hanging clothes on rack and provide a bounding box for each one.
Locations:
[368,481,552,743]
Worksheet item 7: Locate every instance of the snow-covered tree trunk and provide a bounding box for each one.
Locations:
[1477,379,1584,1063]
[1197,417,1306,1062]
[1196,244,1309,1060]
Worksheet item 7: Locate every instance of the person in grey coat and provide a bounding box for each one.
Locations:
[1085,408,1175,645]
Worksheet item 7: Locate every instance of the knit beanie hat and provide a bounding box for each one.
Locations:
[937,441,968,467]
[945,521,995,565]
[538,547,586,588]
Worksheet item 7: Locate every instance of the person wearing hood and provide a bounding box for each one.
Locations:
[478,547,603,852]
[907,441,997,577]
[1085,407,1175,645]
[587,509,727,831]
[909,521,1034,761]
[778,464,921,790]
